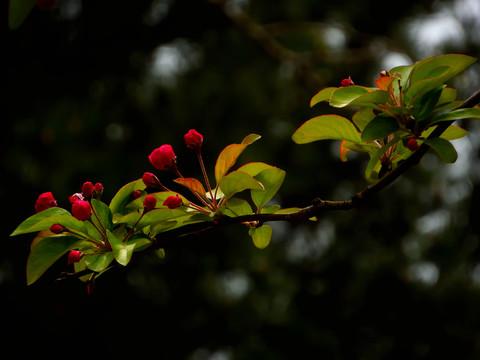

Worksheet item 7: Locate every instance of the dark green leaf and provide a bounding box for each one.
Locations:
[361,116,400,141]
[9,0,36,30]
[424,138,458,163]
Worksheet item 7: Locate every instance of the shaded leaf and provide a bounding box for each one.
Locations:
[174,177,207,197]
[9,0,36,30]
[109,179,146,217]
[251,167,286,210]
[361,116,400,141]
[329,86,370,108]
[424,137,458,163]
[11,207,72,236]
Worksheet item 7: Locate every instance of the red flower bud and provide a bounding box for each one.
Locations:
[50,224,64,234]
[72,200,92,221]
[67,250,83,265]
[341,77,354,87]
[163,195,183,209]
[131,190,142,199]
[143,195,157,211]
[407,139,420,152]
[148,145,177,171]
[94,182,104,196]
[142,172,162,188]
[35,192,57,213]
[69,193,84,204]
[184,129,203,152]
[82,182,94,198]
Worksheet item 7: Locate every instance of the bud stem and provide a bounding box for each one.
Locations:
[196,152,217,208]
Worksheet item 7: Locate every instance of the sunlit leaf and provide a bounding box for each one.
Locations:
[224,197,253,217]
[214,134,261,183]
[348,90,389,107]
[219,170,264,199]
[410,54,477,85]
[84,252,115,272]
[11,207,72,236]
[107,230,136,266]
[329,86,370,108]
[174,177,207,197]
[249,225,272,249]
[109,178,146,217]
[421,125,467,140]
[310,87,336,107]
[292,115,361,144]
[251,167,286,210]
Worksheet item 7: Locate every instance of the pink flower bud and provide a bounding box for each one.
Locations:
[148,144,177,171]
[407,139,419,152]
[82,182,94,198]
[143,195,157,211]
[184,129,203,152]
[50,224,64,234]
[72,200,92,221]
[67,250,83,265]
[163,195,183,209]
[341,77,354,87]
[35,192,57,213]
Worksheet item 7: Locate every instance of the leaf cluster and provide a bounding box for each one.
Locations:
[293,54,480,181]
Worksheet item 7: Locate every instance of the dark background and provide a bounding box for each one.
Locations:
[3,0,480,358]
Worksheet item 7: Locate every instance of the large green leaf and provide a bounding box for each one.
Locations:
[26,235,81,285]
[224,198,253,217]
[348,90,389,107]
[115,208,187,229]
[329,86,370,108]
[109,178,146,218]
[424,137,458,163]
[428,108,480,125]
[249,225,272,249]
[11,207,72,236]
[409,54,477,85]
[214,134,261,183]
[292,115,361,144]
[361,116,400,141]
[251,167,286,210]
[219,170,264,199]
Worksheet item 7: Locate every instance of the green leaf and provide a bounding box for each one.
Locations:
[237,162,276,177]
[424,137,458,163]
[125,191,189,211]
[9,0,36,30]
[429,108,480,124]
[352,107,377,131]
[251,167,286,210]
[404,68,451,105]
[421,125,467,140]
[84,252,115,272]
[107,230,136,266]
[348,90,389,107]
[109,178,146,217]
[214,134,261,183]
[413,85,445,121]
[11,207,72,236]
[224,197,253,217]
[361,116,400,141]
[292,115,361,144]
[310,87,337,107]
[364,136,399,181]
[26,235,81,285]
[115,208,187,229]
[329,86,370,108]
[91,199,113,232]
[249,225,272,249]
[219,170,264,199]
[410,54,477,85]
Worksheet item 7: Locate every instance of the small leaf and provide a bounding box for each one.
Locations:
[310,87,337,107]
[424,137,458,163]
[84,252,115,272]
[224,198,253,217]
[249,225,272,249]
[91,199,113,232]
[174,177,207,197]
[219,170,264,199]
[107,230,135,266]
[361,116,400,141]
[26,235,81,285]
[251,167,286,210]
[292,115,361,144]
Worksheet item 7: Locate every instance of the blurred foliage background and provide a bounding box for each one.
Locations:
[3,0,480,358]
